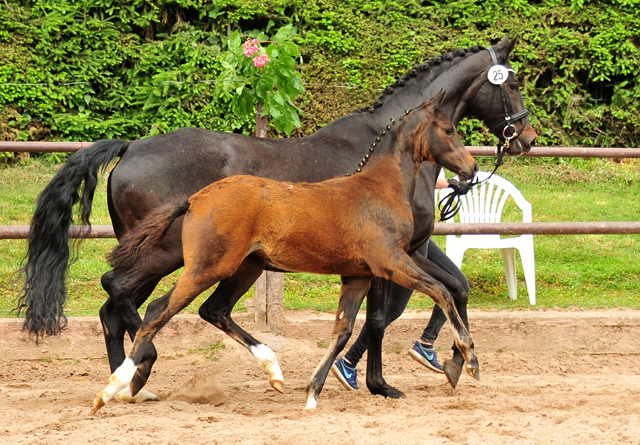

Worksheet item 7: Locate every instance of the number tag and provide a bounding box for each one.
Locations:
[487,65,510,85]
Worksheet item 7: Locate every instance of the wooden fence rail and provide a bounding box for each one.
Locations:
[1,143,638,240]
[3,222,640,240]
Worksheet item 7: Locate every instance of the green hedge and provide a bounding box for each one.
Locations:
[1,0,639,148]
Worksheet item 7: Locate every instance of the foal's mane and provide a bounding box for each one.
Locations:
[357,44,486,114]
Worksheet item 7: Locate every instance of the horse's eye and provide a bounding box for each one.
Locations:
[445,128,455,136]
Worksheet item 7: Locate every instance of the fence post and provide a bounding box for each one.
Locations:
[253,103,284,334]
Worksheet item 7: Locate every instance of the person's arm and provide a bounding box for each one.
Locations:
[435,177,449,189]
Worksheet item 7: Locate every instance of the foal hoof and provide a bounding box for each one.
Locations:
[270,379,285,394]
[443,359,462,389]
[466,363,480,381]
[91,392,106,415]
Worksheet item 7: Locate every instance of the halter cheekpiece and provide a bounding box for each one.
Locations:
[485,47,530,158]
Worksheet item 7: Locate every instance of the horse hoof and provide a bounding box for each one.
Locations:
[466,363,480,381]
[91,392,106,415]
[443,359,462,389]
[115,387,158,404]
[270,379,285,394]
[388,387,406,399]
[368,383,405,399]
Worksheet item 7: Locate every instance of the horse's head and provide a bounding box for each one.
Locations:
[467,36,537,156]
[413,91,478,181]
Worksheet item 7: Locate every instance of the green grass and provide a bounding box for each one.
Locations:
[1,156,639,319]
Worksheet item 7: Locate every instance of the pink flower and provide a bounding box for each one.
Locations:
[243,38,260,57]
[252,53,270,68]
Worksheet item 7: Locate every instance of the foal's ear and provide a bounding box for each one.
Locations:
[493,35,516,63]
[430,89,447,111]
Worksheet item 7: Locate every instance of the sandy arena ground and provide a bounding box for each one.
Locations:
[1,309,639,444]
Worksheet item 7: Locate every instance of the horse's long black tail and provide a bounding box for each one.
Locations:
[16,139,129,338]
[107,199,190,273]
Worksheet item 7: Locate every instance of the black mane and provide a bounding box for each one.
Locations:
[357,45,485,113]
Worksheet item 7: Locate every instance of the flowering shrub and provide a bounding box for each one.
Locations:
[243,38,260,57]
[252,53,271,68]
[216,25,304,135]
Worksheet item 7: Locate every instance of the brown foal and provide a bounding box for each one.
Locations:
[93,91,479,413]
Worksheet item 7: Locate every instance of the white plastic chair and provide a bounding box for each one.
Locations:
[437,171,536,304]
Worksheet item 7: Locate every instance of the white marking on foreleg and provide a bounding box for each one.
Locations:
[250,344,284,393]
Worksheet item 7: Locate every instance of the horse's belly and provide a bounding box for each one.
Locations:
[256,248,372,277]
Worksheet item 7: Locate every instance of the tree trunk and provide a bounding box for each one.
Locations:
[254,103,284,334]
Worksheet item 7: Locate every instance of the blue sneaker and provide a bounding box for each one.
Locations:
[331,357,360,390]
[408,341,444,373]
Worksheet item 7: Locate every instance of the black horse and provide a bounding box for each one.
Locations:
[18,36,536,403]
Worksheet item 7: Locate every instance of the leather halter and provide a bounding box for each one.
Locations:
[486,47,530,150]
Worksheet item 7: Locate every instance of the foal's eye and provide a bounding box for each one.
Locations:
[445,128,455,136]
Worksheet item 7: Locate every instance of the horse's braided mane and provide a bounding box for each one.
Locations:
[356,45,485,113]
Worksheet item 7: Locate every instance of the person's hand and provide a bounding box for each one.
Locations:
[447,178,472,195]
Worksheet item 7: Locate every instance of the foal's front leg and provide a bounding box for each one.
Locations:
[304,276,372,409]
[389,252,479,381]
[411,252,472,388]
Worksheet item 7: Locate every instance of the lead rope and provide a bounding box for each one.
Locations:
[437,124,514,221]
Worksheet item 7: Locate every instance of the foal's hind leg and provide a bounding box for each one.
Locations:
[198,257,285,393]
[411,252,471,388]
[99,234,184,403]
[305,276,372,409]
[93,261,230,413]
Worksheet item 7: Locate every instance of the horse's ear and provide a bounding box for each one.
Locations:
[493,35,516,63]
[431,90,447,111]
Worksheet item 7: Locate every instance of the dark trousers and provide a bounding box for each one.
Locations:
[343,239,469,367]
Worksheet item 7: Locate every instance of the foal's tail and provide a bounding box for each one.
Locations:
[107,200,190,273]
[17,140,129,338]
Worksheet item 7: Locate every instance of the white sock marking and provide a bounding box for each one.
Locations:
[305,394,318,410]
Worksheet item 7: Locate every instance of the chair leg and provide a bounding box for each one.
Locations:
[444,241,466,270]
[501,248,517,301]
[518,241,536,305]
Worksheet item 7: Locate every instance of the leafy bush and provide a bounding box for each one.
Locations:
[1,0,638,150]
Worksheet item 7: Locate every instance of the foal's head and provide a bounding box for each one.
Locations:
[411,91,478,181]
